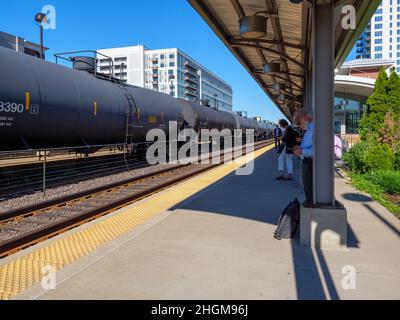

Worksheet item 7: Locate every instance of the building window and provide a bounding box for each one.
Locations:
[375,16,383,22]
[375,53,382,59]
[375,46,382,52]
[375,31,382,37]
[169,62,175,67]
[375,38,382,44]
[375,23,383,29]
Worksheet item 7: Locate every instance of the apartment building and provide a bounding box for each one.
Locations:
[97,45,233,111]
[356,0,400,73]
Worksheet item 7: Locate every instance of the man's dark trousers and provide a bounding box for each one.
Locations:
[302,157,313,203]
[274,138,281,149]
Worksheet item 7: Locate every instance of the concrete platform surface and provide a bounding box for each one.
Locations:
[15,150,400,300]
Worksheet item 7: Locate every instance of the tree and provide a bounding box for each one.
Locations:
[358,66,389,141]
[387,68,400,120]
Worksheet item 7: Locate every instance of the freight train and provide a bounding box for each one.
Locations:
[0,46,274,154]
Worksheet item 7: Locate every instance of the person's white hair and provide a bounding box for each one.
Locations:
[294,108,311,125]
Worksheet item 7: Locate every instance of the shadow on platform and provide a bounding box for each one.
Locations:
[171,149,360,300]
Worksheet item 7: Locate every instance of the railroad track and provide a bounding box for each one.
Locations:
[0,152,149,198]
[0,140,273,258]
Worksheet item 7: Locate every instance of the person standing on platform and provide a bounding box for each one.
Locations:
[274,124,283,149]
[293,109,314,207]
[276,119,300,181]
[334,134,343,160]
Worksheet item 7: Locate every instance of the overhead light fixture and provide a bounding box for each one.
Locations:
[289,0,313,7]
[239,15,267,39]
[273,83,286,91]
[263,62,281,74]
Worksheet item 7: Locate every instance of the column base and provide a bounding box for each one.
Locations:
[300,204,347,250]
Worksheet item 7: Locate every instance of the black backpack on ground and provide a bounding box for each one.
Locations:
[273,198,300,240]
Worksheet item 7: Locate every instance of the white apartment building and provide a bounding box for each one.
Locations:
[97,45,146,87]
[97,45,233,111]
[356,0,400,73]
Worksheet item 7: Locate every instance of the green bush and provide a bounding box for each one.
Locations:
[394,144,400,171]
[362,143,395,171]
[343,141,369,173]
[394,152,400,171]
[364,170,400,195]
[343,140,396,173]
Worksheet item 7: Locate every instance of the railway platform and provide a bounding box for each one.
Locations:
[1,145,399,300]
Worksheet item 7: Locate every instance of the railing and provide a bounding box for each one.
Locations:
[340,134,360,150]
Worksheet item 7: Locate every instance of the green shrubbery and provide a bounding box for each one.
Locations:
[343,141,369,173]
[343,140,395,173]
[364,170,400,195]
[363,143,395,172]
[394,144,400,171]
[343,67,399,216]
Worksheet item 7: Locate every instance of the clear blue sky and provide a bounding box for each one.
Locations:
[0,0,356,123]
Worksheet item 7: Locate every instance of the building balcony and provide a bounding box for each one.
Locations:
[152,65,158,70]
[185,83,198,91]
[185,68,198,77]
[184,62,197,71]
[185,86,198,94]
[184,76,198,85]
[185,91,198,98]
[152,73,158,78]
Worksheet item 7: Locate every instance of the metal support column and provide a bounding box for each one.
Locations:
[312,0,335,206]
[306,67,313,114]
[42,151,47,196]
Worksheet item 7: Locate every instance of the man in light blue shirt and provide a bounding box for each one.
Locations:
[293,109,314,207]
[300,121,313,158]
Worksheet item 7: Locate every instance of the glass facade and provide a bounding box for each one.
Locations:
[334,93,367,134]
[143,49,233,111]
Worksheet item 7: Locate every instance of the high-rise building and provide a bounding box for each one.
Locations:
[355,0,400,73]
[97,46,233,111]
[0,31,49,58]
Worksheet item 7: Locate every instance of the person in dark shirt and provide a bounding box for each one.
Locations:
[274,125,282,149]
[276,119,301,181]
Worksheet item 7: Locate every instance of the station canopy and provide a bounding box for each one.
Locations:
[188,0,380,120]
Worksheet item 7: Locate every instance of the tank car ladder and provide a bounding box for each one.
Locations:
[124,93,136,155]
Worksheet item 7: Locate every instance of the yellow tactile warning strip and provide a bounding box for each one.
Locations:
[0,144,274,299]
